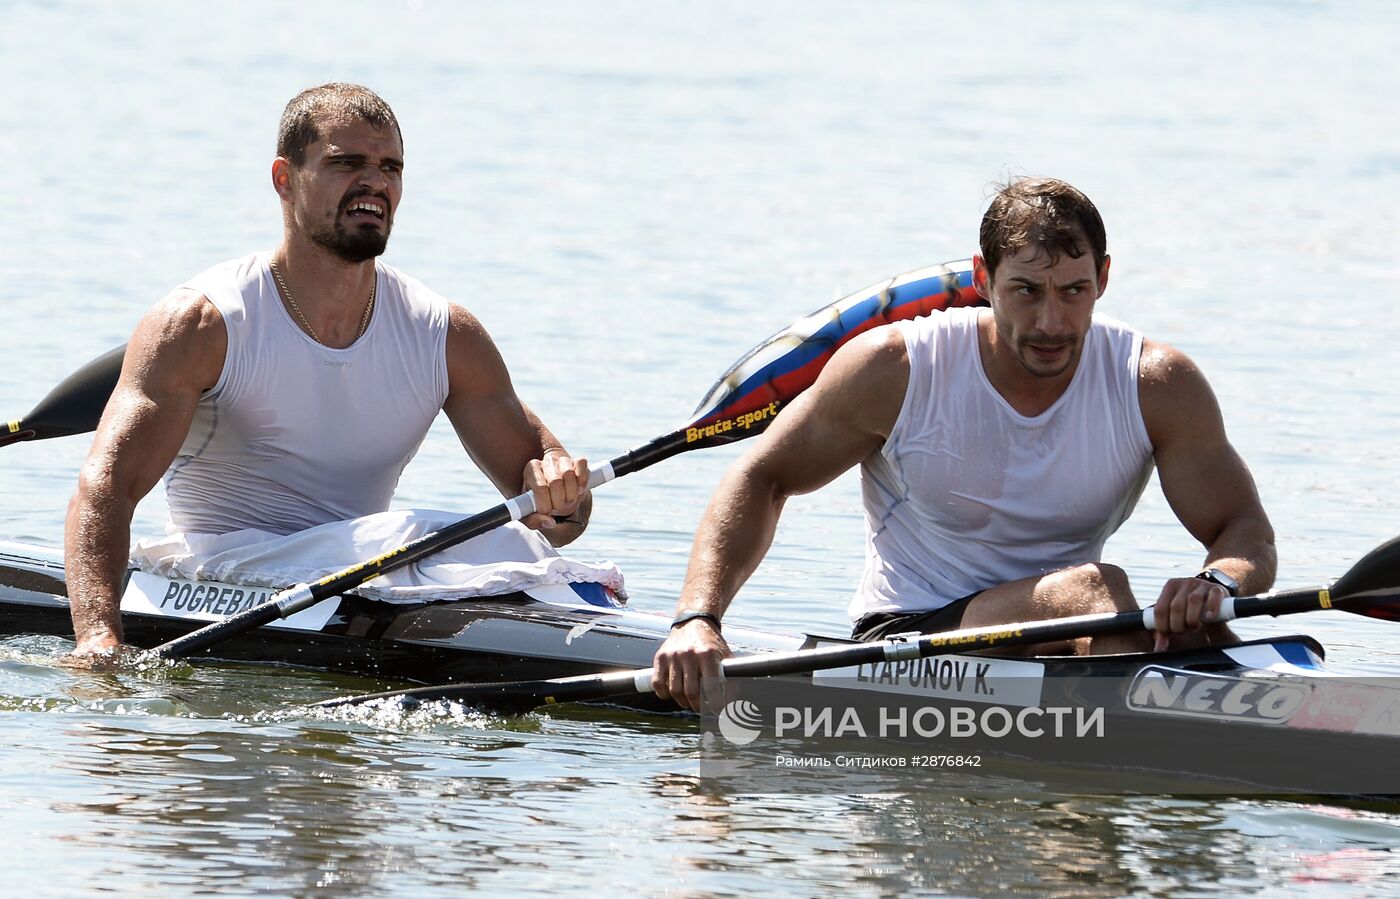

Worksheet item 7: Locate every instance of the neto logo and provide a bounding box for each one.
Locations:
[1127,667,1309,723]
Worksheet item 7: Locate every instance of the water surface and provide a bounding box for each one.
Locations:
[2,1,1398,895]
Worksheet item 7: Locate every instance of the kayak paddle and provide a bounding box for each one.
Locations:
[314,536,1400,712]
[1,344,126,448]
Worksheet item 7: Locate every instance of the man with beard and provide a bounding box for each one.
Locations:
[64,83,591,657]
[651,177,1277,712]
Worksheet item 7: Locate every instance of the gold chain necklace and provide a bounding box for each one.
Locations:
[269,258,375,344]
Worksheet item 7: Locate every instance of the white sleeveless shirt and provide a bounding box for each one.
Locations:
[852,307,1154,619]
[164,252,450,535]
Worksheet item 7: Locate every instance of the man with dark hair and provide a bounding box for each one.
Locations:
[276,83,403,168]
[65,83,592,658]
[652,176,1277,712]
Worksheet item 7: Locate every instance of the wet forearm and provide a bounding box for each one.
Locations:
[64,476,134,646]
[1203,514,1277,594]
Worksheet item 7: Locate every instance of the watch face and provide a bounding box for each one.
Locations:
[1198,568,1239,595]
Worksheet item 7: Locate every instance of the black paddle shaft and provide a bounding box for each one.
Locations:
[317,585,1343,712]
[155,503,515,658]
[154,421,764,660]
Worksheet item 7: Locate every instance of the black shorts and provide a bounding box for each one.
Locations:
[851,591,983,642]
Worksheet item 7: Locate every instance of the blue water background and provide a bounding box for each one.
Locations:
[1,2,1398,895]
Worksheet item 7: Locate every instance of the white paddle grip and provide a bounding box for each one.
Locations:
[588,460,616,490]
[504,460,615,522]
[1142,598,1238,632]
[504,494,537,521]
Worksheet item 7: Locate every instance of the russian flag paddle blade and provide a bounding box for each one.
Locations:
[684,259,982,450]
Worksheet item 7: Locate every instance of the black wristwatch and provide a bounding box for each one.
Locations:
[671,610,722,631]
[1194,567,1240,597]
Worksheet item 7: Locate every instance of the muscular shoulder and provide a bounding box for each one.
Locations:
[807,324,911,439]
[445,301,489,339]
[1137,339,1224,448]
[148,289,225,337]
[445,302,502,363]
[1138,339,1213,395]
[126,290,226,391]
[445,302,512,398]
[829,324,909,381]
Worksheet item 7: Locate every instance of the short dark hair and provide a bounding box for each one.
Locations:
[276,83,402,166]
[978,177,1107,278]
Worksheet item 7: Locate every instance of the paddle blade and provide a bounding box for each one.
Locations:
[1,344,126,448]
[683,259,982,449]
[1331,536,1400,620]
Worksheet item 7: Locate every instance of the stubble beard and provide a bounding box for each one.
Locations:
[309,218,390,263]
[1015,334,1079,379]
[304,189,394,263]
